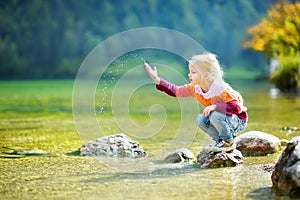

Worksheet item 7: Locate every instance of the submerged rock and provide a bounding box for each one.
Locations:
[164,148,195,163]
[272,136,300,196]
[280,139,289,147]
[79,133,147,158]
[197,145,243,168]
[0,148,53,158]
[11,148,52,156]
[259,164,275,173]
[235,131,281,155]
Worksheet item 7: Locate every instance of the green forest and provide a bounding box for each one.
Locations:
[0,0,295,79]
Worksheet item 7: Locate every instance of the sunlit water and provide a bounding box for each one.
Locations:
[1,63,300,199]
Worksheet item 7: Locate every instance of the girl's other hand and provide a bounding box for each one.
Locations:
[144,62,160,84]
[203,104,216,117]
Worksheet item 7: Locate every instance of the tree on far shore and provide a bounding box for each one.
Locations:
[244,1,300,92]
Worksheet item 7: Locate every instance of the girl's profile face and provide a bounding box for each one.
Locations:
[188,63,202,85]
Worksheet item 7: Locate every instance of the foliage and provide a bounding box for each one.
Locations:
[244,1,300,91]
[270,53,300,91]
[0,0,278,79]
[244,1,300,56]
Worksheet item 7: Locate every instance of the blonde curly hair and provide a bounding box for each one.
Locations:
[188,52,224,86]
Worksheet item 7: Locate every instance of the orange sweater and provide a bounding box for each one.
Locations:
[156,78,248,122]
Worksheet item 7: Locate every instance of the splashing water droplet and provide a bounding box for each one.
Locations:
[99,106,105,113]
[141,57,145,63]
[106,122,112,131]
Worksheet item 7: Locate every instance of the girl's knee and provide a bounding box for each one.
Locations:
[209,111,226,124]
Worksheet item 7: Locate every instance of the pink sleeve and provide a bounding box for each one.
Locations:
[215,101,248,122]
[215,100,243,114]
[156,78,176,97]
[156,78,193,98]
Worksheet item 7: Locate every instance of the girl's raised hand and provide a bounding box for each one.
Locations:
[144,62,160,84]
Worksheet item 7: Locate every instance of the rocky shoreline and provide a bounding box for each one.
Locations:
[77,131,300,196]
[1,131,299,196]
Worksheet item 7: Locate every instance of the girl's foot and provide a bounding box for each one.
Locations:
[210,140,236,152]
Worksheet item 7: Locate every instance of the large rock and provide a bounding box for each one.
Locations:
[272,136,300,196]
[235,131,281,155]
[197,145,243,168]
[164,148,195,163]
[79,133,147,158]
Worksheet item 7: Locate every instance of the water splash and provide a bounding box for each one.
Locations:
[141,56,146,64]
[95,52,149,135]
[96,52,147,115]
[99,106,105,113]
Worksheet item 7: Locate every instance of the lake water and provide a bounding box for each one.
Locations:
[0,79,299,200]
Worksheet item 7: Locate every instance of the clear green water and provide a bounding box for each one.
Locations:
[0,79,299,200]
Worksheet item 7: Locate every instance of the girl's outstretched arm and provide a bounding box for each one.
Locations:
[144,62,193,98]
[144,62,160,84]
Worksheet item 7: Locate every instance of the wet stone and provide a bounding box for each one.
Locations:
[280,139,289,147]
[259,163,275,173]
[79,133,147,158]
[0,148,53,158]
[235,131,281,156]
[272,136,300,196]
[197,145,243,168]
[164,148,195,163]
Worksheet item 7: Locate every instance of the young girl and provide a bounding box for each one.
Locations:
[144,52,248,152]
